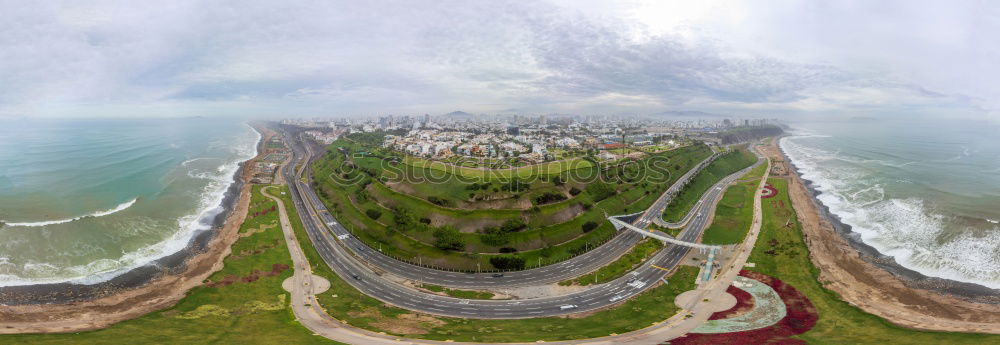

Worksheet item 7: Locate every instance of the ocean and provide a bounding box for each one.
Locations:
[781,117,1000,289]
[0,117,258,287]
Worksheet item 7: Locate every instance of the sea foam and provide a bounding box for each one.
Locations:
[0,124,261,287]
[3,198,138,227]
[781,134,1000,290]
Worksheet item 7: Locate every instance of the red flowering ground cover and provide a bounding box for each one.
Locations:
[761,184,778,199]
[708,285,754,320]
[667,270,818,345]
[251,205,277,218]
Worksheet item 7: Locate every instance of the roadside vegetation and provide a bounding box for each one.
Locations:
[748,178,1000,344]
[662,147,758,223]
[417,284,496,299]
[310,133,714,270]
[274,177,703,342]
[559,239,663,286]
[1,185,341,345]
[701,159,769,245]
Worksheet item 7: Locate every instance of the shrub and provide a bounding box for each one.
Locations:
[427,196,450,206]
[419,217,432,224]
[534,191,568,205]
[582,221,599,232]
[480,227,510,246]
[394,207,416,228]
[500,219,527,233]
[433,226,464,251]
[499,247,518,253]
[365,209,382,220]
[490,256,526,270]
[569,187,582,196]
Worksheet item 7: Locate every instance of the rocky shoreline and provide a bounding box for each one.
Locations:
[770,136,1000,333]
[0,171,245,306]
[0,124,265,334]
[796,170,1000,304]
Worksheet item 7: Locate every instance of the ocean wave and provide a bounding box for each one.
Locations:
[3,198,138,227]
[0,124,262,287]
[780,136,1000,289]
[783,135,918,169]
[181,157,212,166]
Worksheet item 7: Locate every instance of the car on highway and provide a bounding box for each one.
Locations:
[492,273,504,278]
[559,304,578,310]
[609,295,624,302]
[627,280,647,289]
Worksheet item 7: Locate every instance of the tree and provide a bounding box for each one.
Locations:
[480,227,510,246]
[433,226,464,251]
[500,218,527,233]
[393,207,416,228]
[582,221,599,232]
[490,256,526,270]
[365,209,382,220]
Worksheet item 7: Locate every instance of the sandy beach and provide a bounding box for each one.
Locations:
[0,124,269,334]
[762,137,1000,334]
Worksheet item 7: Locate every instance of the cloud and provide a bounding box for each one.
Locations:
[0,0,992,118]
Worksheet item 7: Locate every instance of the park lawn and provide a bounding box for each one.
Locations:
[404,155,595,180]
[321,150,665,270]
[1,185,342,345]
[283,182,701,342]
[354,152,593,208]
[662,148,758,223]
[418,284,496,299]
[310,141,712,270]
[700,158,768,245]
[560,238,663,286]
[747,178,1000,344]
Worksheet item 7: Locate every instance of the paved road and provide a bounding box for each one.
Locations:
[277,127,766,319]
[293,136,731,289]
[279,141,773,345]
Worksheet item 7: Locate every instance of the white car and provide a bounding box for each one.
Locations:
[559,304,578,310]
[609,295,624,302]
[627,280,647,289]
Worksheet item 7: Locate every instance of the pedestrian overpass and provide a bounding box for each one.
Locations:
[608,216,721,284]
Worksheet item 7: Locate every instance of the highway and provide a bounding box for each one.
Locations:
[292,136,732,288]
[279,128,764,318]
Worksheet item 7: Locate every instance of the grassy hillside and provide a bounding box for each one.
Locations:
[1,185,341,345]
[310,135,714,270]
[748,179,999,344]
[662,148,758,223]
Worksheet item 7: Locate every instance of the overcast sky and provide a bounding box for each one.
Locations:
[2,0,997,120]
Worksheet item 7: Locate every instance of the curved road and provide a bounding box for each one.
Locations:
[276,140,773,345]
[278,128,765,319]
[292,134,732,289]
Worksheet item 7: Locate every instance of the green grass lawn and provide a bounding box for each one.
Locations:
[277,180,702,342]
[700,159,768,245]
[560,238,663,286]
[662,148,758,223]
[748,178,1000,344]
[1,185,342,345]
[405,155,595,180]
[310,139,713,270]
[418,284,496,299]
